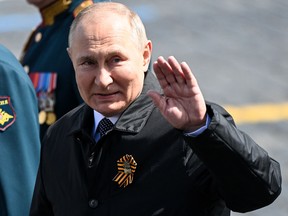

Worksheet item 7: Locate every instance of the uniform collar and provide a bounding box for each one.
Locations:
[41,0,72,26]
[40,0,94,26]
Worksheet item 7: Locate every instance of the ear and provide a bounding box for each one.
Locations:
[142,40,152,71]
[66,47,72,59]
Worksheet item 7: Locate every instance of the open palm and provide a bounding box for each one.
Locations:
[147,56,207,132]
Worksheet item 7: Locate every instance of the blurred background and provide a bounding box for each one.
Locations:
[1,0,287,215]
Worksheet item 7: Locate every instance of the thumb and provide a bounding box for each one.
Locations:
[147,90,166,110]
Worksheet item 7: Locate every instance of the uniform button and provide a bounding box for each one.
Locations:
[23,65,29,73]
[35,32,42,42]
[88,199,98,208]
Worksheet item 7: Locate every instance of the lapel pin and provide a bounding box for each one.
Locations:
[113,154,137,188]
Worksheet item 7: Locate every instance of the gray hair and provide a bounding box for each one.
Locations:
[68,2,148,50]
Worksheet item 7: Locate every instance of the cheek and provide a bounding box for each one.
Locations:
[75,73,84,90]
[76,70,93,84]
[126,73,145,99]
[75,73,92,96]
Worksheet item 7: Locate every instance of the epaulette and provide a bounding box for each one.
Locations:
[42,0,72,26]
[73,0,94,18]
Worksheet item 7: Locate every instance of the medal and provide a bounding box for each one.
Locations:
[38,110,47,125]
[29,72,57,125]
[113,154,137,188]
[46,112,56,125]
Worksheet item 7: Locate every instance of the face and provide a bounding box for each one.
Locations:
[26,0,56,9]
[68,12,152,117]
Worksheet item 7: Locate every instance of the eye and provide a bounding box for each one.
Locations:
[111,56,121,64]
[81,60,95,66]
[78,58,97,69]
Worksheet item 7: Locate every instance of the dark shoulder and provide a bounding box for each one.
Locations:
[44,103,89,138]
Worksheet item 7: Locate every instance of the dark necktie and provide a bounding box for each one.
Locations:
[90,118,114,167]
[98,118,114,137]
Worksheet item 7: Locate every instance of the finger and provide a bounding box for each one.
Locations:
[167,56,186,85]
[153,58,171,91]
[154,56,178,87]
[147,90,166,111]
[180,61,199,89]
[167,56,198,89]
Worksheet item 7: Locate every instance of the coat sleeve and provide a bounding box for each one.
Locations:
[185,102,282,213]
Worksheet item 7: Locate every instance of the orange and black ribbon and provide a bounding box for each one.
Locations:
[113,154,137,188]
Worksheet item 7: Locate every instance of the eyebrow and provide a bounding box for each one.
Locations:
[76,55,96,64]
[75,46,125,63]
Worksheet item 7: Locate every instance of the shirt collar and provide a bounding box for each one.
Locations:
[93,110,119,135]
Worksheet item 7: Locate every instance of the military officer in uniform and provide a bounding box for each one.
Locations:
[0,44,41,216]
[21,0,109,139]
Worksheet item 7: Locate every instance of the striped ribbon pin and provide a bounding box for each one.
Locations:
[113,154,137,188]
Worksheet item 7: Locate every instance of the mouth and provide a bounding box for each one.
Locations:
[94,91,119,99]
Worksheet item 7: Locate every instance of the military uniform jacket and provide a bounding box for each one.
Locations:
[0,45,41,216]
[30,72,281,216]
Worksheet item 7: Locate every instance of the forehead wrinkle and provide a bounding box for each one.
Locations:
[84,31,131,54]
[76,44,123,64]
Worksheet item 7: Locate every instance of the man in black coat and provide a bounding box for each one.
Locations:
[30,2,281,216]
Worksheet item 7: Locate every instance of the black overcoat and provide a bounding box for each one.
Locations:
[30,72,281,216]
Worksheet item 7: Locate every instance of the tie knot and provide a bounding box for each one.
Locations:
[98,118,114,137]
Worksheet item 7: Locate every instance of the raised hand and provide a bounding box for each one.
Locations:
[147,56,207,132]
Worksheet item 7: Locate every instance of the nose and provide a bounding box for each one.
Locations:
[94,67,113,87]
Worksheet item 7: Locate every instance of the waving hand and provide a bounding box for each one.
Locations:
[147,56,207,132]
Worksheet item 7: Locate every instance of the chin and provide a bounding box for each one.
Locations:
[94,106,123,117]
